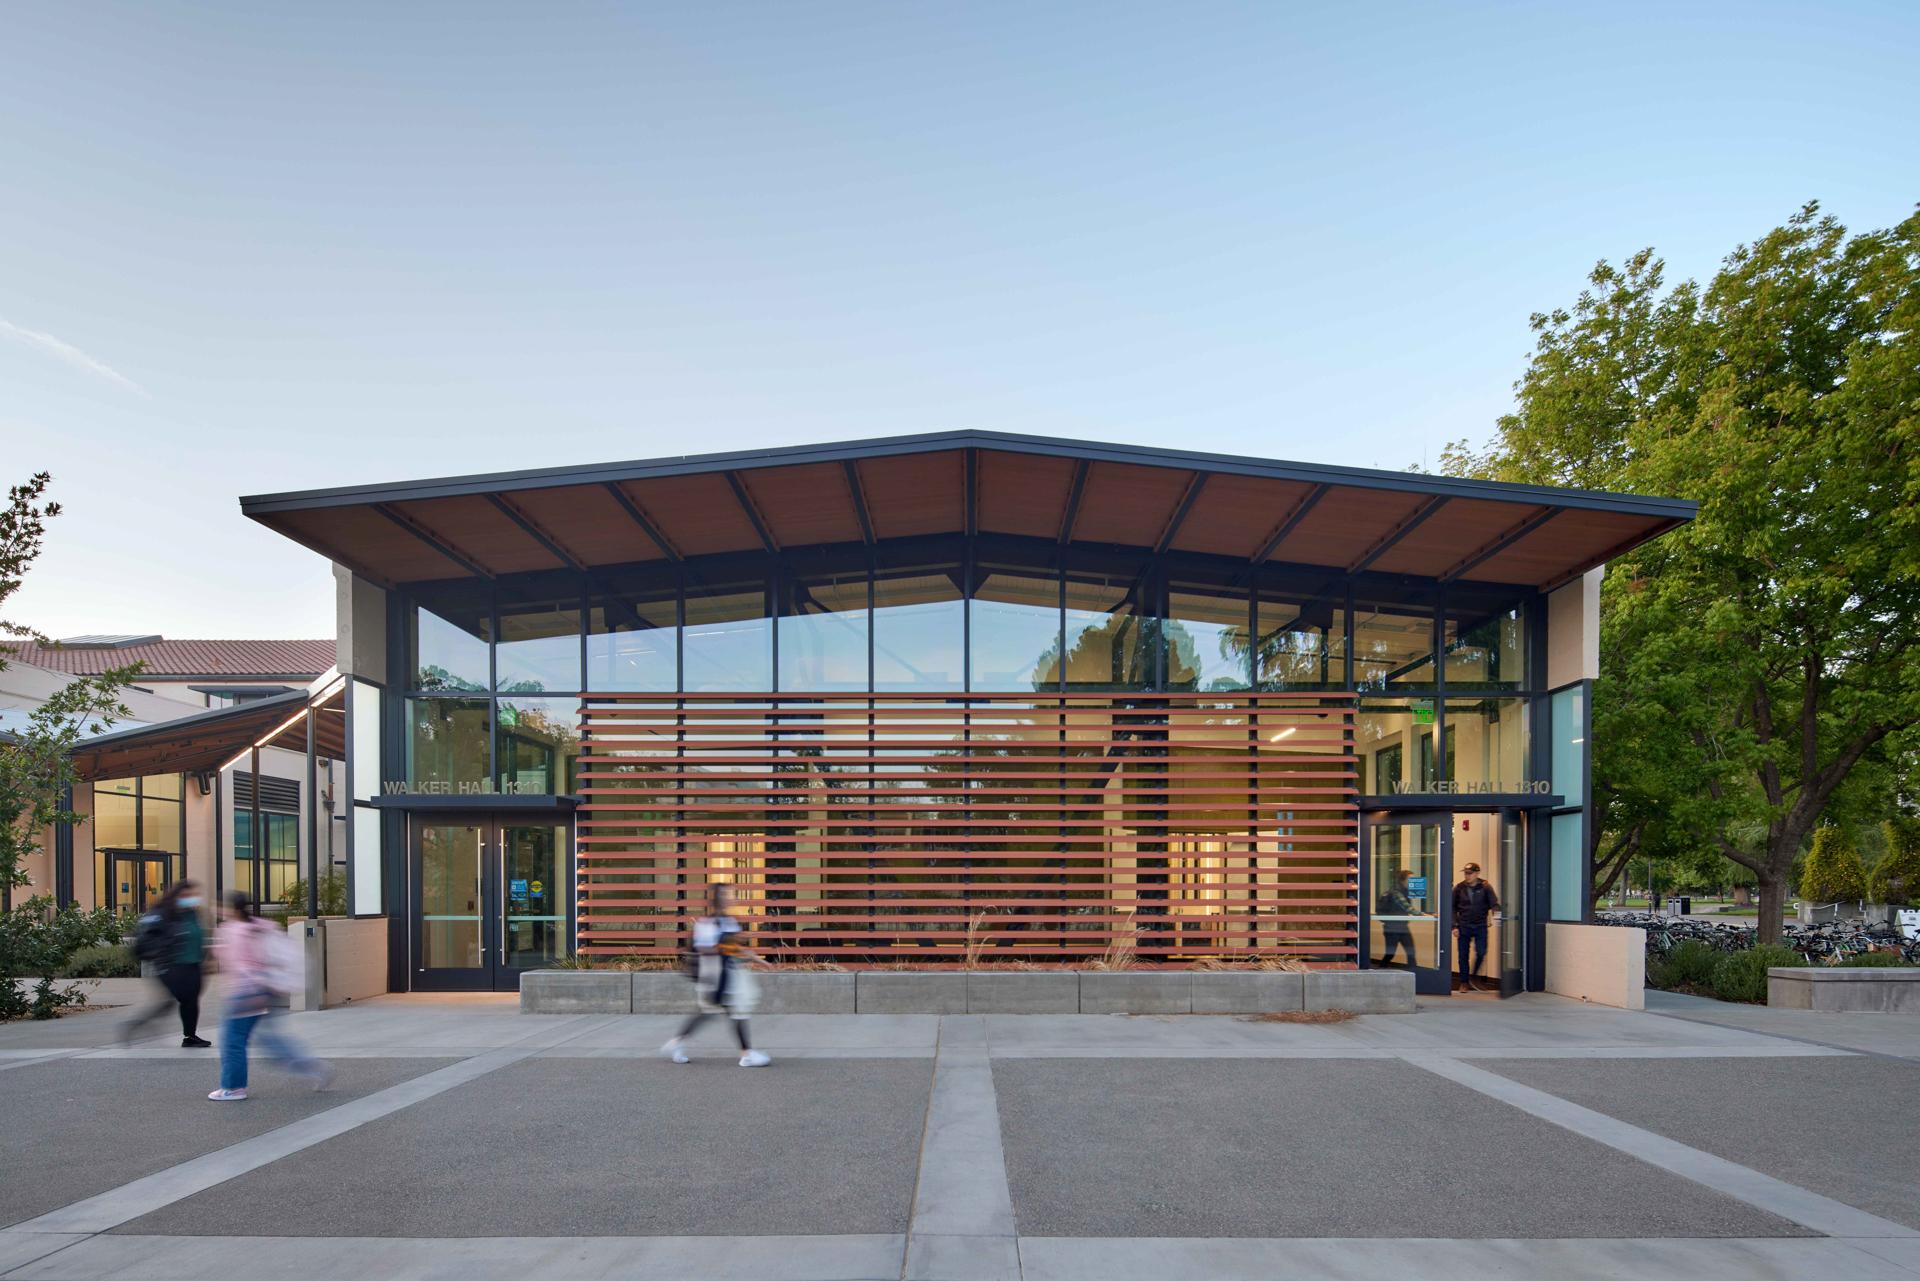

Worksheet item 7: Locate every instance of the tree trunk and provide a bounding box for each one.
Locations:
[1754,873,1789,946]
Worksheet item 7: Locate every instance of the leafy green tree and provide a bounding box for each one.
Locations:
[1871,815,1920,906]
[1445,204,1920,943]
[1798,826,1868,903]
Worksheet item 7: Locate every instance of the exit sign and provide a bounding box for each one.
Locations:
[1412,703,1435,725]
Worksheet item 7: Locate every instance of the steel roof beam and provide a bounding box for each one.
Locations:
[726,472,779,554]
[486,493,586,572]
[1058,460,1090,545]
[372,504,497,579]
[1153,472,1209,555]
[1248,484,1328,565]
[1440,507,1562,583]
[842,460,875,546]
[1348,495,1450,574]
[601,483,681,563]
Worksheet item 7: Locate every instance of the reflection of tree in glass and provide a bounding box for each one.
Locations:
[416,665,485,693]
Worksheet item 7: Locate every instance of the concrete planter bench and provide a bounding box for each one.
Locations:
[1768,966,1920,1013]
[520,971,630,1014]
[524,967,1415,1015]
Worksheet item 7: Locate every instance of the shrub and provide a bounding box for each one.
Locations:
[0,896,129,1019]
[1711,944,1805,1003]
[1649,939,1719,990]
[1838,950,1913,969]
[1799,827,1868,903]
[1869,816,1920,906]
[279,873,348,918]
[57,944,139,978]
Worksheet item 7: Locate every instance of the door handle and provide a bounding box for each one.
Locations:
[498,840,508,964]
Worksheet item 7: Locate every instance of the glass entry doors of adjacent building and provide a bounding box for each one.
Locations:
[103,851,171,914]
[1366,810,1523,996]
[410,815,571,991]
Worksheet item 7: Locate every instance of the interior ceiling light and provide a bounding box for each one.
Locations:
[1269,727,1296,742]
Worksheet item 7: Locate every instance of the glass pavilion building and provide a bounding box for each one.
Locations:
[211,432,1689,997]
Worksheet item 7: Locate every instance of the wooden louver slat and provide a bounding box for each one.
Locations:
[574,691,1359,967]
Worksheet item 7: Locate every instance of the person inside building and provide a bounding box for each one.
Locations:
[660,882,770,1068]
[1452,861,1501,992]
[121,879,210,1048]
[1377,868,1418,968]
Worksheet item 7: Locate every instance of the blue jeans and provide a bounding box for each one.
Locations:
[1456,924,1489,984]
[219,1009,318,1090]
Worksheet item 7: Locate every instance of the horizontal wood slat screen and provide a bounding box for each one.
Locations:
[575,692,1358,967]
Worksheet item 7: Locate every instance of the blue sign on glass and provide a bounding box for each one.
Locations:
[510,879,528,894]
[1407,876,1428,898]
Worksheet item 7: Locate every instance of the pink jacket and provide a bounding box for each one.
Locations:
[216,918,279,1008]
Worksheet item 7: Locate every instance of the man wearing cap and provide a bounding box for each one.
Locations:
[1451,862,1501,992]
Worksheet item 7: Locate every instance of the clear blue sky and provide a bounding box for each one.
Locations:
[3,1,1915,640]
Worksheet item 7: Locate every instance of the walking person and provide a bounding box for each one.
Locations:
[1376,868,1419,968]
[660,883,771,1067]
[1451,862,1501,992]
[121,880,210,1048]
[207,893,332,1101]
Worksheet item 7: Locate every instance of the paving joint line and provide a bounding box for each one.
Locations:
[8,1012,622,1239]
[1401,1051,1919,1241]
[1641,1003,1918,1065]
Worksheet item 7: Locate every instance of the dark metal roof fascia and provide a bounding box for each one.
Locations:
[239,429,1698,524]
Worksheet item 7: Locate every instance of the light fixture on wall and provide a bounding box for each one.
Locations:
[194,772,213,796]
[1268,726,1296,742]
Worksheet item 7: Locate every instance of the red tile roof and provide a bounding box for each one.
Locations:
[1,638,335,679]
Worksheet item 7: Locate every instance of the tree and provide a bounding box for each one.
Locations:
[1445,204,1920,944]
[1799,826,1868,903]
[1871,816,1920,906]
[1,474,139,904]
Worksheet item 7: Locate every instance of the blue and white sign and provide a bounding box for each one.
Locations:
[1407,876,1428,898]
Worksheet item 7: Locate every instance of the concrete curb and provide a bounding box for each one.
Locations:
[523,968,1415,1015]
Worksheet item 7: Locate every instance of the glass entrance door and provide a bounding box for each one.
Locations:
[412,816,572,991]
[1497,810,1525,996]
[105,852,171,913]
[1365,813,1450,995]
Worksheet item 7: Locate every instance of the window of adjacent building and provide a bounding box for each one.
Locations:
[970,561,1061,692]
[235,811,299,904]
[682,572,772,692]
[780,559,870,692]
[874,560,964,692]
[495,582,583,694]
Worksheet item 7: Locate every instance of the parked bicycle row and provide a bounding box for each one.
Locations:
[1595,910,1920,964]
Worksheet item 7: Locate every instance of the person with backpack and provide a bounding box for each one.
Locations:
[120,879,210,1048]
[206,892,331,1101]
[1376,868,1419,968]
[659,882,770,1067]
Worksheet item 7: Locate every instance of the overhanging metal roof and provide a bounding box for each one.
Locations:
[241,430,1695,591]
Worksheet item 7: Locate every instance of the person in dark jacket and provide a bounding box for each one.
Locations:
[1451,863,1500,992]
[1377,869,1419,967]
[120,879,210,1047]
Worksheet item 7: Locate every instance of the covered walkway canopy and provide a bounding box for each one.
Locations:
[239,430,1694,592]
[68,678,344,782]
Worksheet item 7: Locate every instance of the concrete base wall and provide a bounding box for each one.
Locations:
[1769,967,1920,1012]
[286,916,391,1011]
[1545,922,1645,1010]
[524,968,1414,1015]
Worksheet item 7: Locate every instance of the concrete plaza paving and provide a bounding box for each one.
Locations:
[0,986,1915,1280]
